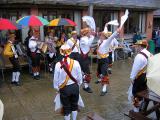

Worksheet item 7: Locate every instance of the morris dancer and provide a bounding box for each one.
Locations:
[66,31,80,62]
[79,28,95,93]
[108,38,119,74]
[29,30,41,80]
[95,25,121,96]
[3,33,21,86]
[54,44,82,120]
[130,40,152,112]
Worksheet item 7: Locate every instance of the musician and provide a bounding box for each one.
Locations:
[45,30,57,73]
[28,30,41,80]
[3,33,21,86]
[130,40,152,112]
[95,26,121,96]
[66,31,80,62]
[79,27,95,93]
[54,44,82,120]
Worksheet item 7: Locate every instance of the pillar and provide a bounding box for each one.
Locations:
[119,10,125,39]
[146,11,154,40]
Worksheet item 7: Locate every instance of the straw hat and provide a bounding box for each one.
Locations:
[71,30,77,35]
[80,28,90,36]
[60,44,72,56]
[9,33,16,38]
[101,31,112,38]
[135,39,148,47]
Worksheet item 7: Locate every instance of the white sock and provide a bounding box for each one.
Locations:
[72,111,77,120]
[64,114,70,120]
[12,72,16,82]
[102,84,107,92]
[15,72,20,82]
[98,78,101,82]
[108,68,112,71]
[49,67,53,71]
[36,72,39,76]
[33,73,37,76]
[84,83,89,88]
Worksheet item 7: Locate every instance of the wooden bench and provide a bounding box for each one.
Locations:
[124,110,152,120]
[125,90,160,120]
[0,54,28,81]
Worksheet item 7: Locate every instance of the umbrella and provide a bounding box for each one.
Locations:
[49,18,77,26]
[147,53,160,96]
[0,18,17,30]
[16,15,49,26]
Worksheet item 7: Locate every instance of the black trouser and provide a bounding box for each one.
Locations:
[47,54,57,72]
[108,52,112,65]
[79,55,90,74]
[9,57,21,72]
[31,52,40,67]
[97,58,109,76]
[60,84,79,116]
[69,52,80,62]
[132,73,147,97]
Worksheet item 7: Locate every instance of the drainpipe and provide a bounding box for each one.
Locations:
[88,0,93,16]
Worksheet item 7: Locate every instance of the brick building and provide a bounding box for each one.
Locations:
[0,0,160,42]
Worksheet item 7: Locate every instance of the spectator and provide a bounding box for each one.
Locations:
[133,31,142,44]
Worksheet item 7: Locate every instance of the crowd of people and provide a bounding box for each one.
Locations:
[0,17,155,120]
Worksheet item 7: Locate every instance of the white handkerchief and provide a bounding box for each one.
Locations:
[120,9,129,29]
[82,16,96,32]
[107,20,119,26]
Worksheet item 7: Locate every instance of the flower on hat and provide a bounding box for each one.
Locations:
[60,43,72,56]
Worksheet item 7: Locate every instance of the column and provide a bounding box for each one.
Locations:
[74,11,81,34]
[146,11,153,40]
[88,3,93,17]
[119,10,124,38]
[82,9,88,28]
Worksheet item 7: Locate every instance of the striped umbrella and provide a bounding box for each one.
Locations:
[49,18,77,26]
[16,15,49,26]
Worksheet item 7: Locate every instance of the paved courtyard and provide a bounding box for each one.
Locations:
[0,59,134,120]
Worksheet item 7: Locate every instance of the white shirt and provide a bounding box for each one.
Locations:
[67,37,80,53]
[28,36,38,52]
[53,58,82,91]
[130,48,151,81]
[80,35,94,54]
[97,31,118,56]
[109,38,119,52]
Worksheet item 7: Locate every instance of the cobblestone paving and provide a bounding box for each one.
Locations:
[0,59,134,120]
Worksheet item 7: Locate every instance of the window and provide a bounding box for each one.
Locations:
[94,10,118,32]
[124,12,146,34]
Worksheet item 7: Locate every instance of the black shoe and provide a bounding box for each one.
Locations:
[100,91,107,96]
[34,76,39,80]
[83,87,93,93]
[36,75,40,79]
[95,81,100,84]
[11,81,16,84]
[15,82,20,86]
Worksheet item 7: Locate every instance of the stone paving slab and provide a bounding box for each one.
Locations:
[0,60,134,120]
